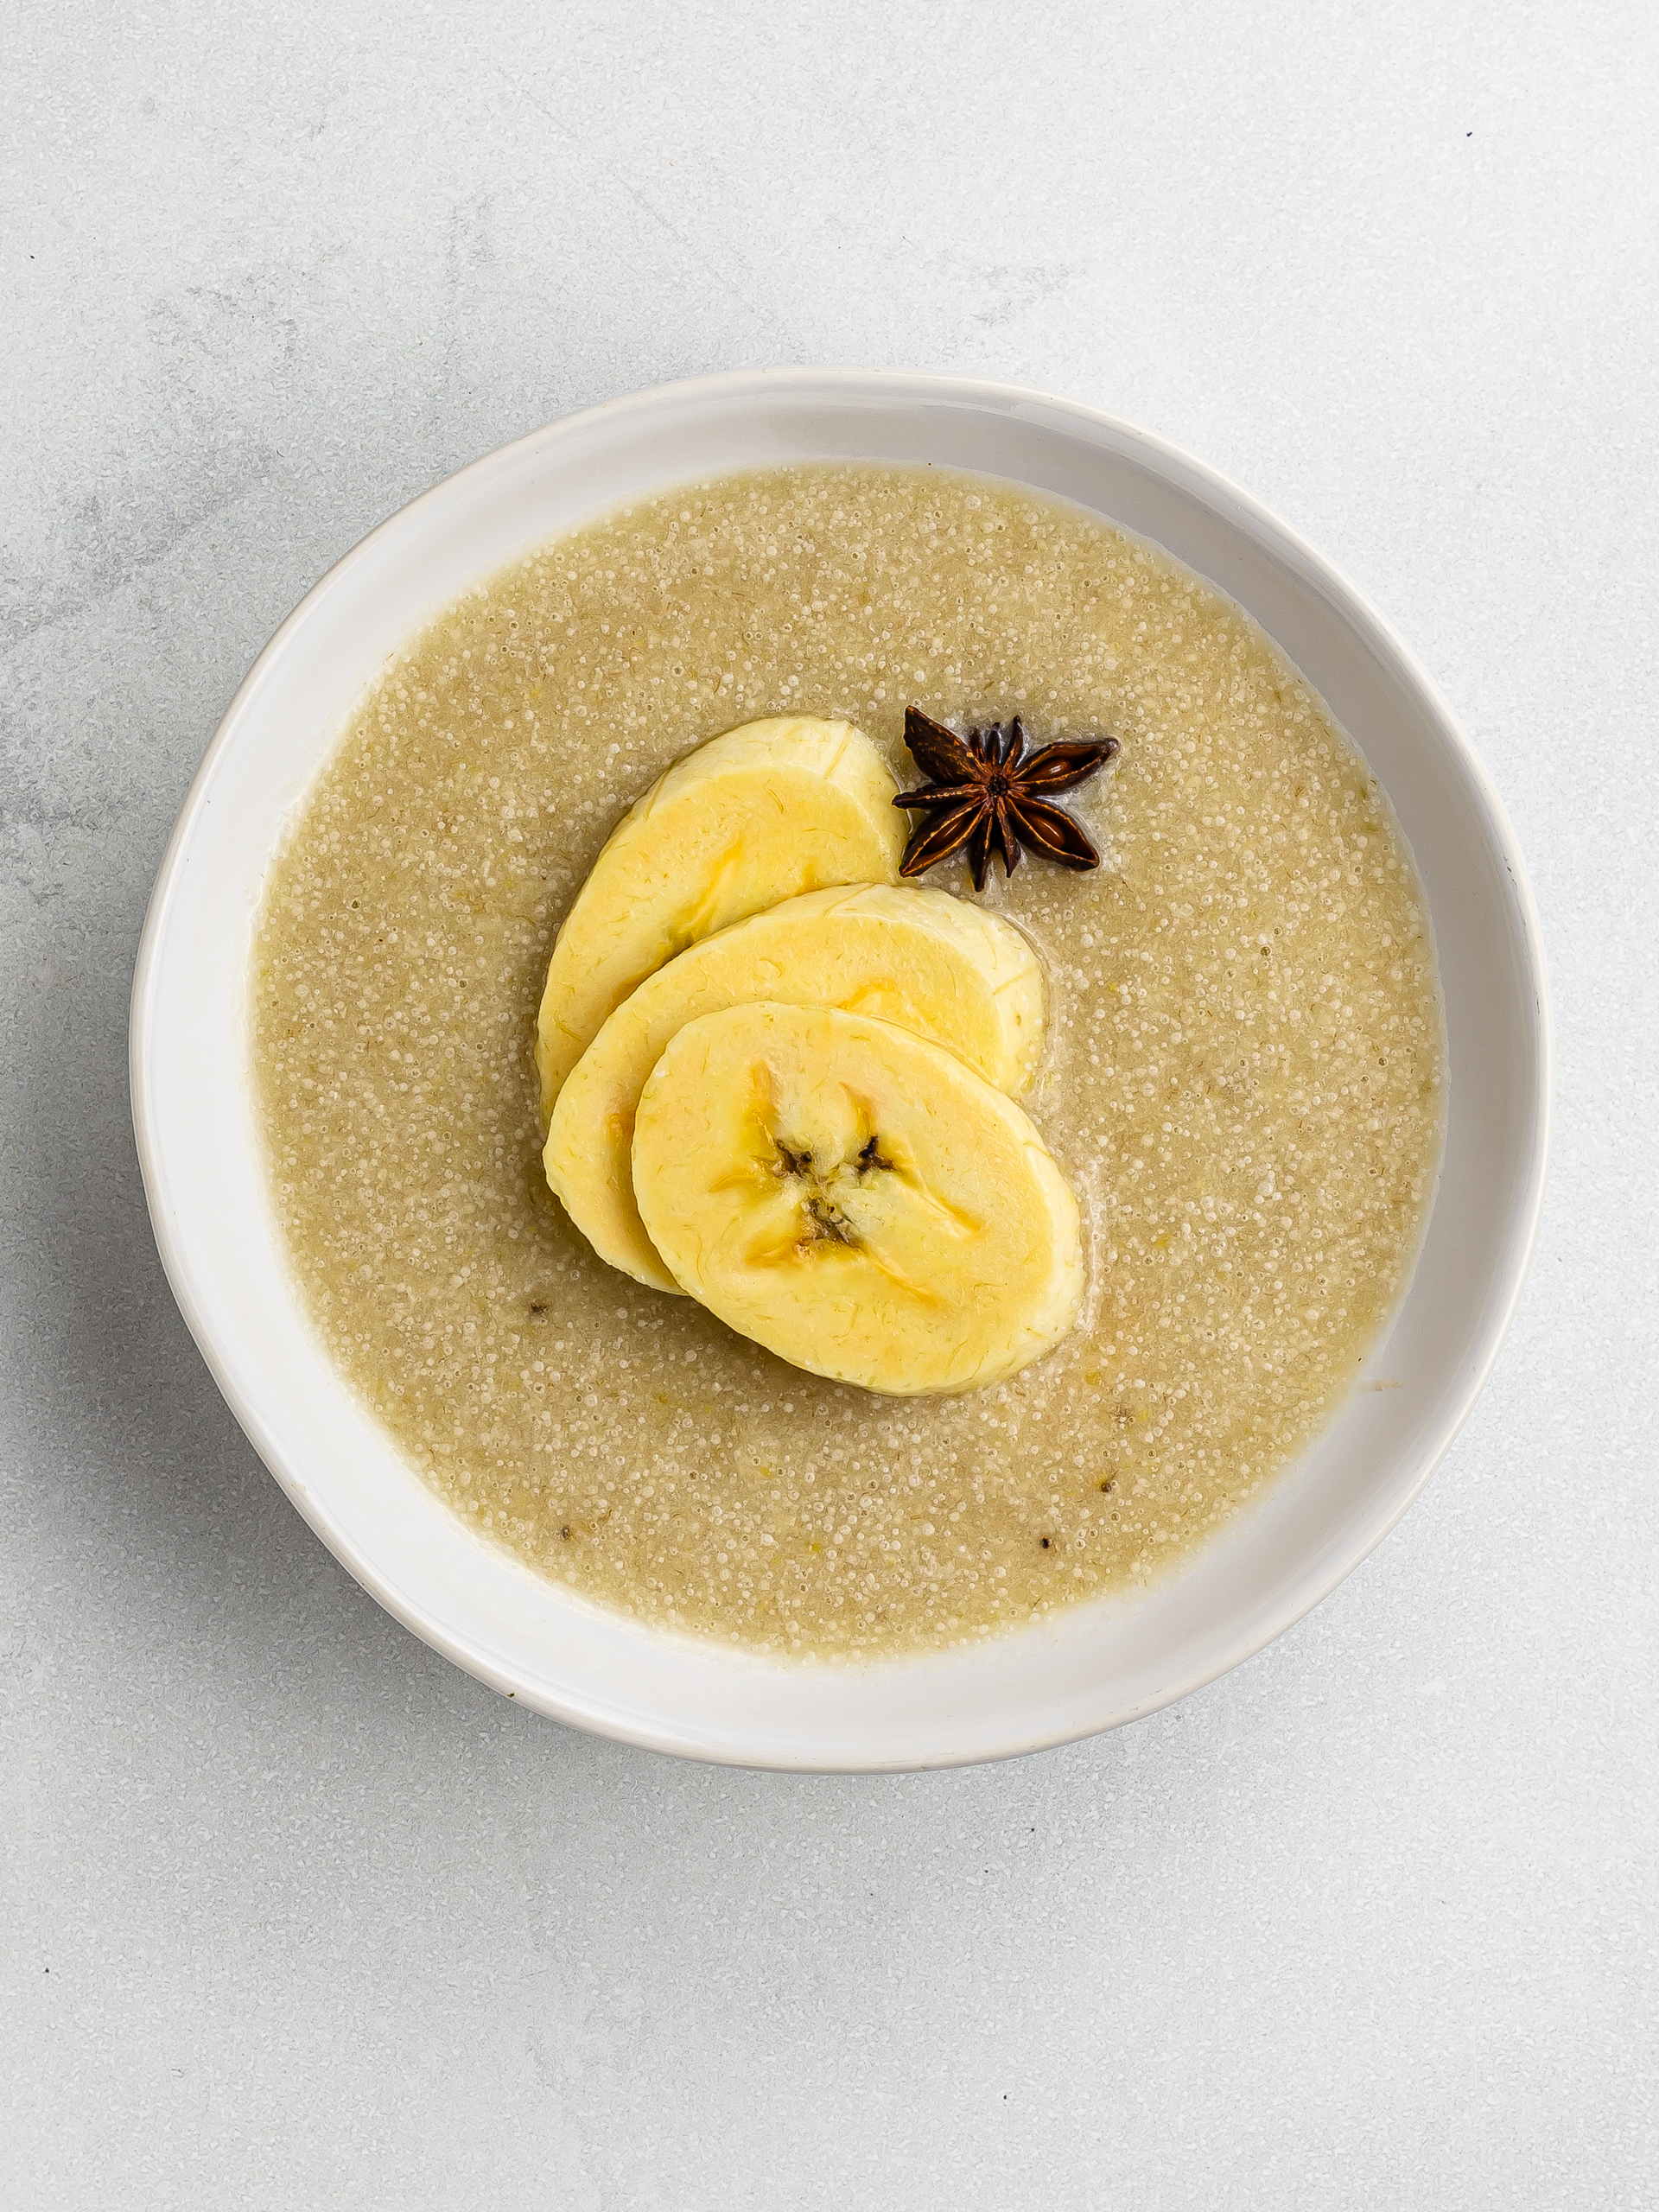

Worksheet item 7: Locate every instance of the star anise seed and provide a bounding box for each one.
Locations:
[893,707,1119,891]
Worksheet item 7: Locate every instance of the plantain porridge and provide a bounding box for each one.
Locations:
[250,461,1446,1659]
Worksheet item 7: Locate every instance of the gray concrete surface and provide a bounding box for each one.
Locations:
[3,3,1655,2205]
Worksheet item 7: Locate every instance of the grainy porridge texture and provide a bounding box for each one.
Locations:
[251,464,1444,1657]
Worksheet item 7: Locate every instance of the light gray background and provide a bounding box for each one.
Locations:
[3,3,1654,2205]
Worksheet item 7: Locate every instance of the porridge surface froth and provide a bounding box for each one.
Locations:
[251,463,1445,1658]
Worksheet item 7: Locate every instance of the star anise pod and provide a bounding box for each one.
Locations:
[893,707,1120,891]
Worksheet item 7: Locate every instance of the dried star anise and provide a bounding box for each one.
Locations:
[893,706,1119,891]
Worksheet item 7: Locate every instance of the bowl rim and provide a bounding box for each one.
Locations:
[130,366,1552,1768]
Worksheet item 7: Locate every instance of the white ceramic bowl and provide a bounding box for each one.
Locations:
[130,370,1548,1770]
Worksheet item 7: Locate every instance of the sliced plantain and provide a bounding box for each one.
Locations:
[534,716,906,1122]
[632,1003,1084,1394]
[544,883,1045,1294]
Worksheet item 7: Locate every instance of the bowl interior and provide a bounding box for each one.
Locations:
[130,371,1548,1770]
